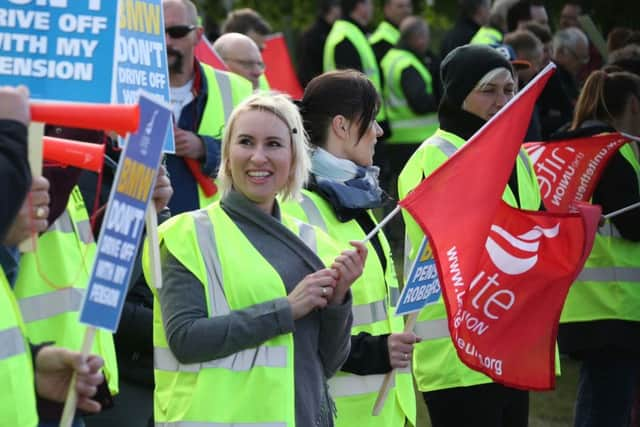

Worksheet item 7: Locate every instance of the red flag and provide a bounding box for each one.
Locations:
[398,64,600,390]
[524,134,627,212]
[195,35,228,71]
[263,33,304,99]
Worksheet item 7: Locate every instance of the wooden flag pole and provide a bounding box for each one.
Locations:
[145,202,162,289]
[59,326,96,427]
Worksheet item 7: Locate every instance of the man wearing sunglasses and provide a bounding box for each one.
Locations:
[163,0,253,216]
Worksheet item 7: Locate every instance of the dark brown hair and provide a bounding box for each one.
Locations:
[300,70,380,148]
[571,70,640,130]
[222,8,271,36]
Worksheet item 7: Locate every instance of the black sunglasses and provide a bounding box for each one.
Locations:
[165,25,196,39]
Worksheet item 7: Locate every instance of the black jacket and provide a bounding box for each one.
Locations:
[536,64,577,138]
[0,120,30,240]
[296,16,333,88]
[439,15,480,60]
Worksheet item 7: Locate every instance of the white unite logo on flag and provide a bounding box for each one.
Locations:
[485,223,560,275]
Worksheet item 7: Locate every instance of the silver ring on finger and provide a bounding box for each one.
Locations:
[321,286,327,297]
[403,352,409,361]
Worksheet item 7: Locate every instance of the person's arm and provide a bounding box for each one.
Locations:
[401,66,438,115]
[159,248,295,364]
[593,151,640,241]
[341,332,391,375]
[198,135,221,177]
[334,39,363,72]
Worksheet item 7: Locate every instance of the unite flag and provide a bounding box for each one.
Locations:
[524,134,627,213]
[398,64,600,390]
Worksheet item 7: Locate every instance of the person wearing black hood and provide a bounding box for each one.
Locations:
[398,44,542,427]
[552,70,640,427]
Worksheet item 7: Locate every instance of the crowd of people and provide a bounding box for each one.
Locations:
[1,0,639,426]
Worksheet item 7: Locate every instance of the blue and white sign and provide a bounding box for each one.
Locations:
[115,0,174,152]
[0,0,120,103]
[79,91,171,332]
[395,237,442,316]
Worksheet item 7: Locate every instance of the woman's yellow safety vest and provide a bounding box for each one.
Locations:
[143,202,341,426]
[283,189,416,427]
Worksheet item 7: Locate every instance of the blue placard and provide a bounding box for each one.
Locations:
[115,0,174,152]
[395,237,442,316]
[79,92,171,332]
[0,0,119,103]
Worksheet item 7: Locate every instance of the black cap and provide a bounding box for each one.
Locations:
[440,44,515,107]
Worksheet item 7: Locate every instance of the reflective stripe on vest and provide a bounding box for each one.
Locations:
[48,210,93,244]
[157,422,286,427]
[299,194,328,232]
[296,221,318,254]
[413,318,449,340]
[154,345,287,372]
[330,373,392,397]
[193,210,229,315]
[599,222,622,238]
[427,135,457,157]
[392,116,439,130]
[577,267,640,283]
[0,326,26,360]
[389,286,400,306]
[517,150,534,180]
[19,287,83,323]
[212,70,234,121]
[352,298,388,326]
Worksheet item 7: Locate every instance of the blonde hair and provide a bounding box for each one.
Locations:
[474,67,516,91]
[218,92,311,202]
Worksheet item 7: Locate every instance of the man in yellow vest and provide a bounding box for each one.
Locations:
[381,17,438,151]
[164,0,253,214]
[369,0,413,64]
[324,0,389,138]
[213,32,266,90]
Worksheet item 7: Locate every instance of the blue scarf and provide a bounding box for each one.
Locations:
[310,148,386,220]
